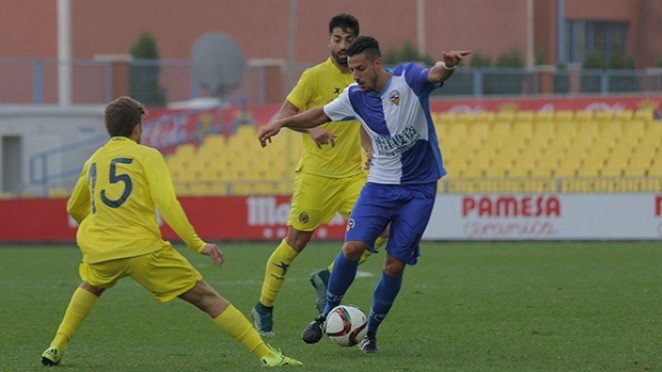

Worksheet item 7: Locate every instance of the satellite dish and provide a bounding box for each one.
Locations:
[191,33,245,97]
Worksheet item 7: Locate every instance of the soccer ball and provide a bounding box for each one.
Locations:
[324,305,368,346]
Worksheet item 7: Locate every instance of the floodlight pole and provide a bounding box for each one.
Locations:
[526,0,534,69]
[57,0,72,105]
[417,0,426,55]
[287,0,297,91]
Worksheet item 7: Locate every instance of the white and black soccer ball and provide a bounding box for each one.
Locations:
[324,305,368,346]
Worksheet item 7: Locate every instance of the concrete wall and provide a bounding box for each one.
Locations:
[0,105,106,196]
[3,0,660,67]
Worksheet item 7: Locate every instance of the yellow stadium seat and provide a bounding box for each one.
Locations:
[512,122,534,142]
[440,112,459,123]
[456,113,477,123]
[176,143,196,155]
[555,121,578,139]
[613,110,633,121]
[474,112,495,123]
[577,121,600,136]
[574,110,594,122]
[634,109,654,123]
[535,111,554,122]
[554,110,574,122]
[515,111,535,122]
[577,164,601,177]
[468,122,490,137]
[594,111,613,122]
[491,122,512,138]
[555,163,577,177]
[601,120,623,134]
[629,152,654,167]
[495,111,515,123]
[648,162,662,177]
[534,120,555,136]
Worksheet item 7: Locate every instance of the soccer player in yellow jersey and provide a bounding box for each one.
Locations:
[40,97,301,368]
[251,14,388,336]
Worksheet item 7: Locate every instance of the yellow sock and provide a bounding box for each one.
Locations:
[327,236,387,272]
[259,240,299,307]
[51,287,99,351]
[374,236,387,250]
[213,305,271,359]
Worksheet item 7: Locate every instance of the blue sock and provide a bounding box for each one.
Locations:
[322,252,359,316]
[367,271,403,337]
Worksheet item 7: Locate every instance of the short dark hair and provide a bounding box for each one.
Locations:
[104,96,146,137]
[347,35,381,61]
[328,13,359,36]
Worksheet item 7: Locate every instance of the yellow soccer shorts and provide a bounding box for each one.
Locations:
[288,172,366,231]
[79,246,203,303]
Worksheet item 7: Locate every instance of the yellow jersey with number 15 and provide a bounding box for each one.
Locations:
[286,57,363,178]
[67,136,205,264]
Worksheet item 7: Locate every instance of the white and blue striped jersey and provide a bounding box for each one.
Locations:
[323,62,446,185]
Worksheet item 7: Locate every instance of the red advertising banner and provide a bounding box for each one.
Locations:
[428,95,662,114]
[248,95,662,125]
[1,194,660,242]
[0,196,346,243]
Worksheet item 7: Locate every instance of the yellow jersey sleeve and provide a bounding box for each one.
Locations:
[286,68,317,110]
[285,58,364,178]
[66,163,91,224]
[143,149,206,253]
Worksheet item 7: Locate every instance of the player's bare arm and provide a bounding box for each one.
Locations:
[280,100,336,148]
[359,127,373,170]
[259,107,330,147]
[427,50,471,84]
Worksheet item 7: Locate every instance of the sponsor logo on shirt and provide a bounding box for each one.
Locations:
[373,126,421,156]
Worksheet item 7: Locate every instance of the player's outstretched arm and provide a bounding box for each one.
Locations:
[258,107,330,147]
[200,243,224,267]
[428,50,471,84]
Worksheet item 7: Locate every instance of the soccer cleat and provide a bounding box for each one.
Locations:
[41,346,62,366]
[251,302,275,337]
[300,314,325,344]
[309,269,330,313]
[260,345,303,367]
[358,335,378,354]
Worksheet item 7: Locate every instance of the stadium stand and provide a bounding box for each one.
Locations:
[158,109,660,196]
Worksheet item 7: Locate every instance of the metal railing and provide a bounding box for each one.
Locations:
[28,97,249,195]
[3,57,662,105]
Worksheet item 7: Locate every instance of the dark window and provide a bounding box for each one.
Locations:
[565,20,628,64]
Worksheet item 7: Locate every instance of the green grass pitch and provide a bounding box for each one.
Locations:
[1,241,660,371]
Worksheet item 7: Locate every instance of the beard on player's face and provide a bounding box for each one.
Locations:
[332,50,348,67]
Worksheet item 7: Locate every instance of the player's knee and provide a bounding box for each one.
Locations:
[383,258,405,276]
[341,241,367,261]
[80,282,105,296]
[286,228,314,252]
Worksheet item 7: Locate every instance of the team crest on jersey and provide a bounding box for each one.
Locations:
[389,90,401,106]
[346,218,355,231]
[298,212,310,224]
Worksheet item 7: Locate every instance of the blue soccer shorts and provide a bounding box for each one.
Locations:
[345,181,437,265]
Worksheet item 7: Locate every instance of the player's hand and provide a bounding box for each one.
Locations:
[200,243,224,267]
[442,50,471,68]
[309,127,336,148]
[258,121,284,147]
